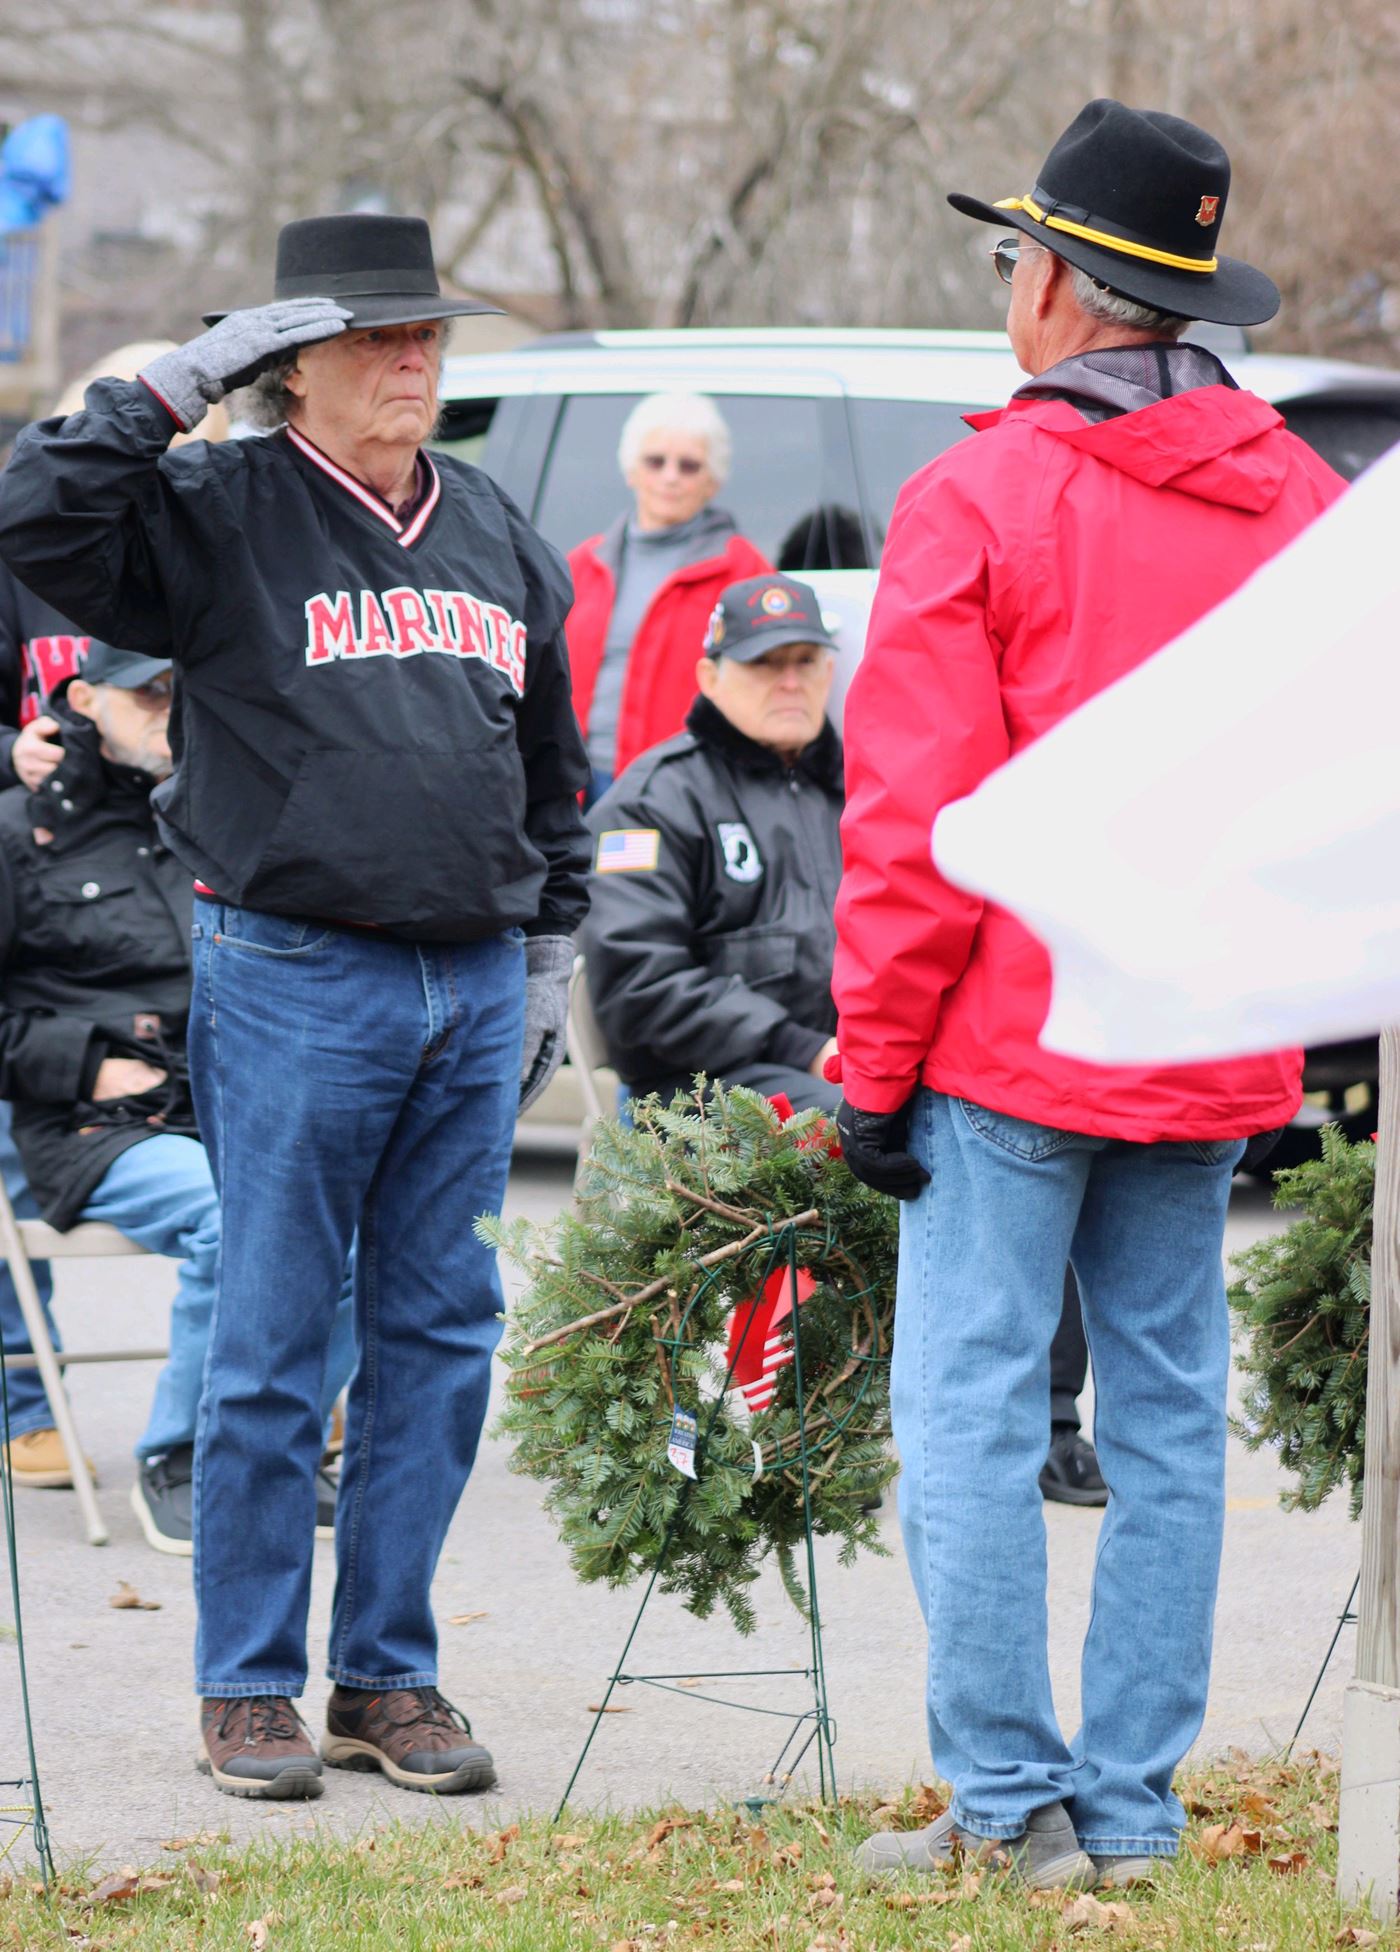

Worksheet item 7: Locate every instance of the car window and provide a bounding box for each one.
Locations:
[849,399,979,552]
[530,392,865,567]
[432,395,499,469]
[1279,400,1400,482]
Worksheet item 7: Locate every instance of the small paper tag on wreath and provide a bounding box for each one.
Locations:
[667,1407,699,1478]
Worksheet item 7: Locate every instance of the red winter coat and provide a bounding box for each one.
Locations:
[833,384,1344,1141]
[566,529,770,777]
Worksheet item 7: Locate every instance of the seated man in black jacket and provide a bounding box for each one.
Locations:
[0,641,354,1550]
[582,572,1107,1506]
[583,572,843,1113]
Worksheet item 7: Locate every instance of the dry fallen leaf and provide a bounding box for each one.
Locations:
[496,1884,527,1906]
[885,1889,959,1909]
[1192,1821,1248,1864]
[246,1921,270,1951]
[1063,1892,1136,1932]
[85,1872,139,1906]
[553,1833,588,1851]
[485,1826,520,1865]
[446,1610,489,1626]
[185,1862,221,1896]
[1335,1929,1380,1947]
[1267,1849,1310,1875]
[108,1581,160,1612]
[910,1783,948,1824]
[162,1829,222,1852]
[611,1941,644,1952]
[647,1816,693,1849]
[586,1703,632,1714]
[1239,1790,1279,1822]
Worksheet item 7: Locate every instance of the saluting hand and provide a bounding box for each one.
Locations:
[138,299,352,433]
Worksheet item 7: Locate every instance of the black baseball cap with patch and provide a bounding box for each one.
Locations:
[701,574,838,663]
[80,640,173,688]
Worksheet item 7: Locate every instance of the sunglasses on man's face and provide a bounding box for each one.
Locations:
[990,236,1044,286]
[641,453,706,475]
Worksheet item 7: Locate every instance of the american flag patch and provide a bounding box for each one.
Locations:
[596,828,660,873]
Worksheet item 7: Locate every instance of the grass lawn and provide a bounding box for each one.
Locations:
[2,1752,1394,1950]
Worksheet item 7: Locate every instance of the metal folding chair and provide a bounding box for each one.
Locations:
[0,1167,158,1546]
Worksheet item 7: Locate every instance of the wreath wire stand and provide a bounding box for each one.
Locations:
[1288,1569,1360,1754]
[0,1316,54,1887]
[556,1216,844,1821]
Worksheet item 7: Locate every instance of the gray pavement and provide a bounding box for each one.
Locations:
[0,1160,1355,1873]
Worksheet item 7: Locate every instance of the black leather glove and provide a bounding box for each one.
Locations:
[835,1097,931,1202]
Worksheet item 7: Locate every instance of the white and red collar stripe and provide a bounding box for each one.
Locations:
[285,425,440,547]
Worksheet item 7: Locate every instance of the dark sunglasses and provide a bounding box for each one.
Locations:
[990,235,1044,286]
[641,453,705,475]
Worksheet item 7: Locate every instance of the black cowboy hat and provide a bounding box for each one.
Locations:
[203,213,504,329]
[949,99,1279,328]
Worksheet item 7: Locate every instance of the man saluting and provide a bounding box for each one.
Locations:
[0,214,589,1799]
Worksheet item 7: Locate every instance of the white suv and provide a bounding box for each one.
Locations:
[448,328,1400,1156]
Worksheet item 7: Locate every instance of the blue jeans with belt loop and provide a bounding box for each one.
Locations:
[892,1088,1243,1858]
[187,900,524,1698]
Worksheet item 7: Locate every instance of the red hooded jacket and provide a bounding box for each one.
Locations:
[566,529,770,778]
[833,383,1345,1141]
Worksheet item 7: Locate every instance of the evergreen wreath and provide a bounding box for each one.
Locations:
[1228,1123,1373,1517]
[483,1084,900,1633]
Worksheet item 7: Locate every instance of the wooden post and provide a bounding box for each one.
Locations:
[1339,1026,1400,1917]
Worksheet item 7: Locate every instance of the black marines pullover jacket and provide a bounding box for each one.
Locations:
[0,380,590,942]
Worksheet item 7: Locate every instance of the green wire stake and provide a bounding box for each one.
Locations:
[0,1312,55,1888]
[556,1217,840,1821]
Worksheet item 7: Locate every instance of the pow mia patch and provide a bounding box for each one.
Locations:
[718,821,763,884]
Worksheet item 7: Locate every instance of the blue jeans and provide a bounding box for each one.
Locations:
[0,1100,55,1438]
[78,1134,355,1459]
[893,1090,1243,1858]
[188,902,524,1698]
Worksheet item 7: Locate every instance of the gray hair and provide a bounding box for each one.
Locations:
[233,337,450,432]
[235,352,301,431]
[618,391,731,485]
[1068,264,1190,337]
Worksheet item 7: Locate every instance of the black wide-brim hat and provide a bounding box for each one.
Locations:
[949,99,1279,328]
[203,213,504,329]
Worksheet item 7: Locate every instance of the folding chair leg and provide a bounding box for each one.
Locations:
[0,1196,107,1546]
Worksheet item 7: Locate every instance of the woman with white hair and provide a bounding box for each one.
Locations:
[566,390,769,801]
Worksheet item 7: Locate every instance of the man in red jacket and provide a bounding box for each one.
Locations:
[836,102,1343,1891]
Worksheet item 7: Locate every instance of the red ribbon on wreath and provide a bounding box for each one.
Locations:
[723,1090,834,1412]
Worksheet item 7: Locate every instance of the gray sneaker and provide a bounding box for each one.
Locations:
[856,1799,1095,1891]
[1090,1853,1158,1887]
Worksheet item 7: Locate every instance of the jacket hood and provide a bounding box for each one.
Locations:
[967,385,1291,513]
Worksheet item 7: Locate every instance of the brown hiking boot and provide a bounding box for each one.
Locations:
[198,1696,324,1799]
[322,1685,496,1793]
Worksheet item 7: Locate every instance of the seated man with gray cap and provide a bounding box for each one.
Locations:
[582,572,844,1114]
[0,640,353,1552]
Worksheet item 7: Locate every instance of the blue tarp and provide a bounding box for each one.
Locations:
[0,116,70,361]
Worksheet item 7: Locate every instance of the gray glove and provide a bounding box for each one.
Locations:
[138,299,351,431]
[520,935,574,1112]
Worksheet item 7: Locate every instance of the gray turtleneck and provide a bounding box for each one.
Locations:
[587,503,735,773]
